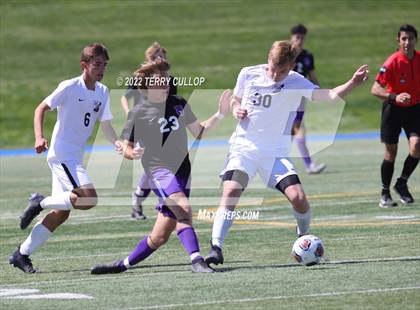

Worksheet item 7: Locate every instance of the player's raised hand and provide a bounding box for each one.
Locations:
[34,137,48,153]
[218,89,232,116]
[351,64,369,86]
[233,106,248,119]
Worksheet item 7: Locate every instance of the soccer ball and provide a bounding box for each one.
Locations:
[291,235,324,266]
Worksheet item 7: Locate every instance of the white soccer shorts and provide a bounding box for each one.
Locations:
[220,146,297,188]
[48,159,92,194]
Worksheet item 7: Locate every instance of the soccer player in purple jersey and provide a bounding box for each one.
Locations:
[91,59,231,273]
[121,42,178,220]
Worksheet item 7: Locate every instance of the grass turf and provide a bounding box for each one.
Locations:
[0,138,419,309]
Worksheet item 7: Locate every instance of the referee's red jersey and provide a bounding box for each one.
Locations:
[375,50,420,107]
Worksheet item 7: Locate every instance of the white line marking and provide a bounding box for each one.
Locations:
[0,289,39,297]
[5,293,93,299]
[120,286,420,309]
[376,215,416,220]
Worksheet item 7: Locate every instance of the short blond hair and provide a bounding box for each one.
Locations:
[268,40,297,67]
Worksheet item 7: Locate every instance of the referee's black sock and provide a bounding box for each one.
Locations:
[399,154,419,182]
[381,159,394,193]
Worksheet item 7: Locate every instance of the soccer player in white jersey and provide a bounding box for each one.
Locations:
[206,40,369,266]
[9,43,123,273]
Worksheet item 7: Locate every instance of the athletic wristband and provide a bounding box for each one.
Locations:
[215,111,225,120]
[387,93,396,104]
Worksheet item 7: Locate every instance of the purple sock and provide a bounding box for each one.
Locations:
[295,136,312,168]
[126,236,155,267]
[177,227,201,260]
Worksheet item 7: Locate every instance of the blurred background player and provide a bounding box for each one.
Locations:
[206,40,369,266]
[371,24,419,208]
[120,42,177,220]
[91,60,231,274]
[9,43,123,273]
[290,24,326,174]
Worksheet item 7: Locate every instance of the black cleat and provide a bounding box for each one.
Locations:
[394,179,414,204]
[9,247,36,273]
[205,242,224,265]
[20,193,45,230]
[131,193,146,220]
[191,257,214,273]
[379,191,398,208]
[91,261,127,275]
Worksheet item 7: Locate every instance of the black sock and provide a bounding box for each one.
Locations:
[381,159,394,191]
[400,154,419,181]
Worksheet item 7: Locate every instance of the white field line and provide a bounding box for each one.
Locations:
[4,293,93,299]
[120,286,420,310]
[1,255,419,289]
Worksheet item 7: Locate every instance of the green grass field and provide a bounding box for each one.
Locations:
[1,0,420,147]
[1,138,419,309]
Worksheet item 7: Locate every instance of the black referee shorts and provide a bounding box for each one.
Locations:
[381,103,420,144]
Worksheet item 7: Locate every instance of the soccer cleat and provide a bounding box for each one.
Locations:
[205,242,224,265]
[90,261,127,275]
[306,163,326,175]
[9,247,37,273]
[20,193,45,230]
[131,193,146,220]
[394,179,414,204]
[191,257,214,273]
[379,192,398,208]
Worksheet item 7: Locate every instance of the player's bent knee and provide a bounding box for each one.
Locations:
[72,188,98,210]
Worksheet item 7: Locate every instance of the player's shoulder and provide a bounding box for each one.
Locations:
[302,49,314,57]
[383,51,402,66]
[287,70,306,81]
[56,76,81,90]
[239,64,265,74]
[169,94,187,105]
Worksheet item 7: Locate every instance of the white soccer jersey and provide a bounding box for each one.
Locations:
[44,75,113,162]
[230,64,318,155]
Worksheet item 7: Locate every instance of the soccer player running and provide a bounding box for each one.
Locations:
[121,42,177,220]
[371,24,420,208]
[206,40,369,266]
[9,43,123,273]
[290,24,326,174]
[91,59,230,274]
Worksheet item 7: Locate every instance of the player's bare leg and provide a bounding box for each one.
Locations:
[283,183,311,237]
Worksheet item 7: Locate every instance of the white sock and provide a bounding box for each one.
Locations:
[190,252,201,261]
[20,222,52,256]
[40,191,73,210]
[293,208,312,236]
[211,208,234,248]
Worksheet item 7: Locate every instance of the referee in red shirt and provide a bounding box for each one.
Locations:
[371,24,420,208]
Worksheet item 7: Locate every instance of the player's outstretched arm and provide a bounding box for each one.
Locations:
[187,89,231,138]
[100,120,124,153]
[120,95,130,115]
[312,65,369,102]
[34,102,50,153]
